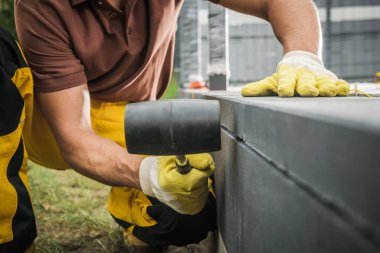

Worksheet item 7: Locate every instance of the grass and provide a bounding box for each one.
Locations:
[162,74,179,99]
[28,162,128,253]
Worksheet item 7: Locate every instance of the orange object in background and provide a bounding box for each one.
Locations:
[190,80,207,89]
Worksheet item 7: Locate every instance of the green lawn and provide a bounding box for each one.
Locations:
[28,162,128,253]
[162,74,179,99]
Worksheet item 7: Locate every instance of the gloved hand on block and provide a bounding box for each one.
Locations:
[139,153,215,215]
[242,51,350,97]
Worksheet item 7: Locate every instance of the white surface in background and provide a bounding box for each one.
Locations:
[200,6,380,26]
[327,6,380,22]
[350,83,380,97]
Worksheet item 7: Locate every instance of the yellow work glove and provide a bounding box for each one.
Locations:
[242,51,350,97]
[139,153,215,215]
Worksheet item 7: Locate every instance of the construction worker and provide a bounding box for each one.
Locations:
[1,0,351,252]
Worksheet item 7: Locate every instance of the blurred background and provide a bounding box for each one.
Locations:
[0,0,16,37]
[175,0,380,87]
[1,1,379,252]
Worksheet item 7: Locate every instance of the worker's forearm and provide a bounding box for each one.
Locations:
[219,0,322,56]
[58,127,143,188]
[267,0,321,56]
[35,85,143,188]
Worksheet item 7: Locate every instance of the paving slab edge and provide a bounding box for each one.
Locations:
[220,125,380,249]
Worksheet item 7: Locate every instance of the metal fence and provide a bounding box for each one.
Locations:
[175,0,380,86]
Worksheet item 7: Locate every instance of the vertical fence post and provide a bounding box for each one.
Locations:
[325,0,332,69]
[177,0,202,87]
[208,3,229,91]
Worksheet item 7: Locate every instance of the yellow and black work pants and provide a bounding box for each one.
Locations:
[0,27,36,253]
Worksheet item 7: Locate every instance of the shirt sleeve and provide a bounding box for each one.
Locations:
[15,0,87,92]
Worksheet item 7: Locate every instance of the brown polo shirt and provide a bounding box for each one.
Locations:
[15,0,217,102]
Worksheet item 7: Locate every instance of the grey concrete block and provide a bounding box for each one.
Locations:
[218,99,245,138]
[214,130,380,253]
[184,91,380,243]
[237,97,380,232]
[209,74,228,91]
[213,131,244,251]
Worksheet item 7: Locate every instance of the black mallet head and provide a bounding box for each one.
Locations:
[124,99,221,156]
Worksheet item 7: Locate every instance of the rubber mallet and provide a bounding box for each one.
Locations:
[125,99,221,174]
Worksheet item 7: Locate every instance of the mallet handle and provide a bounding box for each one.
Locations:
[175,155,192,174]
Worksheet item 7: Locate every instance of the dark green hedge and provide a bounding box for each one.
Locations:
[0,0,16,38]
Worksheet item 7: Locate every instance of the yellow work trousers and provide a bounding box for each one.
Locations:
[0,30,36,252]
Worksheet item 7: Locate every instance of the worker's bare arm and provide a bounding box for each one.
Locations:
[218,0,321,55]
[36,84,143,188]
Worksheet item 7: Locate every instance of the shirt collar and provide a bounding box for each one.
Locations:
[70,0,88,7]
